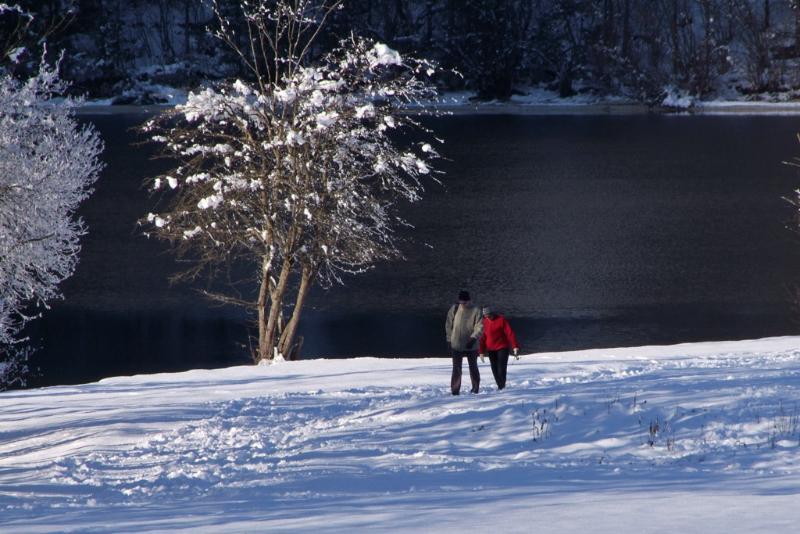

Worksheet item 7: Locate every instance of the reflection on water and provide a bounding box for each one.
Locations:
[28,309,250,386]
[23,113,800,387]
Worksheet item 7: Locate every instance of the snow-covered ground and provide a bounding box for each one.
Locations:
[3,337,800,532]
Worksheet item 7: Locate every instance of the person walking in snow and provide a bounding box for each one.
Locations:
[478,306,520,390]
[445,290,484,395]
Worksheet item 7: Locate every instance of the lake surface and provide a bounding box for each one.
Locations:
[24,112,800,387]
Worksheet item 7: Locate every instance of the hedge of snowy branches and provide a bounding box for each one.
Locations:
[0,58,103,389]
[142,0,444,362]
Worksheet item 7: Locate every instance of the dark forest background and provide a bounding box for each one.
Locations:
[5,1,800,104]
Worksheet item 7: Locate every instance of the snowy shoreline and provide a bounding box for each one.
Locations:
[74,98,800,116]
[3,335,800,532]
[438,101,800,115]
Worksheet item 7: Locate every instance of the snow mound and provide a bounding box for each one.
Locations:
[2,337,800,531]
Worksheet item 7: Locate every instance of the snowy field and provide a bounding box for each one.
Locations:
[3,337,800,532]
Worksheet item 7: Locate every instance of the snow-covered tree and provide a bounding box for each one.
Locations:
[142,0,443,362]
[0,12,104,388]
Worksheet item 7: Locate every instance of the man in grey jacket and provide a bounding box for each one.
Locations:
[446,290,484,395]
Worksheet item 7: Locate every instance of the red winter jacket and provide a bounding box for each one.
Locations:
[479,314,519,353]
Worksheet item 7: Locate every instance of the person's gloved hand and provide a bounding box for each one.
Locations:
[465,337,476,350]
[479,353,485,362]
[513,347,520,360]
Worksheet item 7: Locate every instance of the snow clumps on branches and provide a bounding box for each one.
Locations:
[145,37,440,277]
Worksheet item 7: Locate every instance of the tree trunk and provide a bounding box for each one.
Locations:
[256,255,270,362]
[278,264,313,359]
[603,0,615,47]
[257,256,292,362]
[184,0,191,57]
[622,0,631,57]
[288,336,304,361]
[763,0,770,31]
[158,0,176,64]
[670,0,681,77]
[425,0,433,47]
[558,63,575,97]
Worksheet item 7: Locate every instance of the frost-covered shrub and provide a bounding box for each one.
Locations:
[0,60,103,387]
[142,0,443,362]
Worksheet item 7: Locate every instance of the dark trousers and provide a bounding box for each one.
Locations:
[487,348,510,390]
[451,350,480,394]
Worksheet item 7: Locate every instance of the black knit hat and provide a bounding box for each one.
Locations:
[458,290,470,302]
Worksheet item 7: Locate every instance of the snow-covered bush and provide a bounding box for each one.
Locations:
[142,0,443,362]
[660,86,695,110]
[0,58,104,389]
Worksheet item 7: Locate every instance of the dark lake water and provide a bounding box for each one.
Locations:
[23,112,800,387]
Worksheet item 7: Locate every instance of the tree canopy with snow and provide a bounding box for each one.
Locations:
[0,4,104,389]
[142,0,443,362]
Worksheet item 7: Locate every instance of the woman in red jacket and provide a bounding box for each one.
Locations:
[478,306,520,390]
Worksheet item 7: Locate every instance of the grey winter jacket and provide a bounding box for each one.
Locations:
[445,303,483,352]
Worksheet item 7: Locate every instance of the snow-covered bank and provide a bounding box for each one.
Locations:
[432,89,800,115]
[73,82,800,116]
[75,97,800,116]
[3,337,800,532]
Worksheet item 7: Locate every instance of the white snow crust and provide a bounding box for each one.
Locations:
[3,337,800,532]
